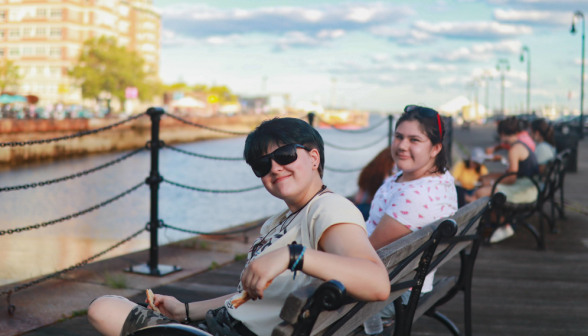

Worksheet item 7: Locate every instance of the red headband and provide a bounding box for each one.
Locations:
[436,114,443,139]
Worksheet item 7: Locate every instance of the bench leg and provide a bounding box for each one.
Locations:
[522,222,545,250]
[559,186,567,220]
[426,311,460,336]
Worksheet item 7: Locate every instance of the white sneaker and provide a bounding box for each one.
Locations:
[490,224,514,243]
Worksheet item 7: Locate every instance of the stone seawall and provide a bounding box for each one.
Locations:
[0,114,273,165]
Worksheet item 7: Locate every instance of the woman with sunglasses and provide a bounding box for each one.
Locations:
[88,117,389,336]
[366,106,458,320]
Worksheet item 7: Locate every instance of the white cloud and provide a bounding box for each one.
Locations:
[160,3,414,40]
[414,20,532,39]
[493,9,570,26]
[370,26,434,45]
[432,40,522,62]
[274,30,346,51]
[485,0,586,10]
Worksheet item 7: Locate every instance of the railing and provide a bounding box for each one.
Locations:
[0,107,393,315]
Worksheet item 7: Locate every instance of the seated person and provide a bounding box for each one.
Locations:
[354,146,396,220]
[530,118,556,173]
[366,105,458,319]
[468,117,539,242]
[87,118,390,336]
[452,147,489,192]
[486,117,536,155]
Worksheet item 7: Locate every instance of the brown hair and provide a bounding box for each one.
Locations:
[357,146,395,200]
[531,118,555,146]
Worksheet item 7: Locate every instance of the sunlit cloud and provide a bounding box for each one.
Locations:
[493,9,570,26]
[414,20,532,39]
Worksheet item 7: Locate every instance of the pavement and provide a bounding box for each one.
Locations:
[4,123,588,336]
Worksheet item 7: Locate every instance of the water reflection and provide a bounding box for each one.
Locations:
[0,115,390,285]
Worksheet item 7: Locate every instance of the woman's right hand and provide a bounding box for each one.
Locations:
[146,294,185,321]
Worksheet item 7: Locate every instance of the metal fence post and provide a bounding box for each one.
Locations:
[127,107,181,276]
[388,114,394,147]
[308,112,315,127]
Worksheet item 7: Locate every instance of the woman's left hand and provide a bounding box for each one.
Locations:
[240,246,290,300]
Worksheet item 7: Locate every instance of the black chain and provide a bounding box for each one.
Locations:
[1,227,145,314]
[323,134,388,151]
[316,115,388,133]
[163,144,244,161]
[0,182,144,236]
[164,112,250,135]
[163,179,264,193]
[324,165,364,173]
[0,113,146,147]
[0,147,145,192]
[162,221,263,236]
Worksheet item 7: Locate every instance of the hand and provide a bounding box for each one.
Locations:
[485,146,494,155]
[240,246,289,300]
[146,294,185,321]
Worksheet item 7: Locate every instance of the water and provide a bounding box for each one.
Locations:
[0,115,391,286]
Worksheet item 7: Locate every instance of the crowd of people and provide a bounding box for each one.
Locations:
[84,108,557,336]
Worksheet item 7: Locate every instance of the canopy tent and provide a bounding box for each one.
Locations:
[0,94,27,104]
[170,97,206,108]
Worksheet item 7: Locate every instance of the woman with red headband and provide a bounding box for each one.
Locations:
[367,105,458,320]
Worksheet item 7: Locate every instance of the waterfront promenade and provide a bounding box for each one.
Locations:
[4,123,588,336]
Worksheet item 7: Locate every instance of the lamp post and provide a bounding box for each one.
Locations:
[571,11,585,138]
[481,72,493,116]
[496,59,510,116]
[520,46,531,114]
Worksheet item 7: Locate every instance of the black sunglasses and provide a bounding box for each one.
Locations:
[250,144,310,177]
[403,105,443,138]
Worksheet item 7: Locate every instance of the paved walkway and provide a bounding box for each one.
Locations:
[15,124,588,336]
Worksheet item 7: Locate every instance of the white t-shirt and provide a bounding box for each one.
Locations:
[366,170,458,292]
[225,191,366,336]
[535,142,556,165]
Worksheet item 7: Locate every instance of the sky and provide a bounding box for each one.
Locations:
[152,0,588,113]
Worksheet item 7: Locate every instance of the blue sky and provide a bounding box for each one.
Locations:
[153,0,588,113]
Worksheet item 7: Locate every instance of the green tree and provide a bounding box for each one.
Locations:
[70,37,160,107]
[0,60,22,93]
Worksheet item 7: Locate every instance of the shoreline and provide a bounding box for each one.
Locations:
[0,114,279,166]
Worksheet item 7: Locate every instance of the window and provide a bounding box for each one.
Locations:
[9,9,22,22]
[36,46,46,55]
[9,28,20,37]
[36,66,45,76]
[36,27,46,36]
[0,30,4,39]
[50,8,62,18]
[49,46,60,56]
[49,66,60,76]
[0,49,4,57]
[23,27,31,37]
[9,47,19,56]
[49,27,61,37]
[23,46,33,55]
[20,65,31,76]
[0,10,6,21]
[36,8,47,17]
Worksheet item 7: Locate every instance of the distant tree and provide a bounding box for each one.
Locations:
[0,60,22,93]
[70,37,160,107]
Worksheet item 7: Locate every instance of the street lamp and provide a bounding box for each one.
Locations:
[481,72,493,116]
[520,46,531,114]
[496,59,510,115]
[571,11,585,138]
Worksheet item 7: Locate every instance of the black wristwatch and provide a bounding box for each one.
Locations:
[184,302,192,324]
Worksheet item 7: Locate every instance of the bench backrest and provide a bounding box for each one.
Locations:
[272,196,493,336]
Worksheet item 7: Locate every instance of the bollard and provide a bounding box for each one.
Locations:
[308,112,315,127]
[127,107,181,276]
[388,115,394,147]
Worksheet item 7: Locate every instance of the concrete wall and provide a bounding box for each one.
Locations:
[0,114,271,165]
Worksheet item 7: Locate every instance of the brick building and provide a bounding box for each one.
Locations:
[0,0,160,106]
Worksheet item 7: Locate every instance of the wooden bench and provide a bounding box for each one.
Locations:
[131,194,503,336]
[489,149,571,249]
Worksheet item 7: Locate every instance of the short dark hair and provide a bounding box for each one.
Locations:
[497,117,520,136]
[531,118,555,146]
[243,117,325,177]
[395,107,448,174]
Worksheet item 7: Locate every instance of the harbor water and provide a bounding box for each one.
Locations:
[0,115,391,286]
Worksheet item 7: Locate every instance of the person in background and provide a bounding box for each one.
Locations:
[468,117,539,242]
[486,116,536,155]
[366,105,457,320]
[530,119,556,173]
[452,147,489,192]
[354,146,395,220]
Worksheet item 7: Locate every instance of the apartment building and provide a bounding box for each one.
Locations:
[0,0,160,105]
